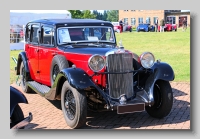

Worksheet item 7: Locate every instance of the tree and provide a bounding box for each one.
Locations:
[82,10,96,19]
[107,10,118,22]
[68,10,83,19]
[102,10,108,21]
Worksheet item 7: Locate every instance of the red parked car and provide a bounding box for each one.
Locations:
[14,19,175,129]
[158,22,177,32]
[112,22,132,33]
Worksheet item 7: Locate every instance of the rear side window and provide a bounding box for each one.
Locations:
[41,26,54,46]
[25,24,31,42]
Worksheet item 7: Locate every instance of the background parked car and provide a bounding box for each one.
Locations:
[137,23,155,32]
[158,22,177,32]
[112,22,132,33]
[10,86,33,129]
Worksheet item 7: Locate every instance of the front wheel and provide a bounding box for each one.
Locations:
[10,104,25,129]
[145,80,173,118]
[61,81,87,129]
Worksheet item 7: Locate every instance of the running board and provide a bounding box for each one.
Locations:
[27,81,51,97]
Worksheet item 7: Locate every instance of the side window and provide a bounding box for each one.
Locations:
[30,25,40,44]
[25,24,31,42]
[41,26,54,45]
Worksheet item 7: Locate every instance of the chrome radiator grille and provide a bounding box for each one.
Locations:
[107,53,134,99]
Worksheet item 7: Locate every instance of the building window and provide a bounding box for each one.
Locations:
[146,17,151,24]
[131,10,135,12]
[166,16,176,24]
[153,17,158,25]
[124,10,128,12]
[138,10,143,12]
[131,18,136,25]
[138,17,143,24]
[124,18,128,25]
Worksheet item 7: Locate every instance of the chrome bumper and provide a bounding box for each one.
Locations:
[11,112,33,129]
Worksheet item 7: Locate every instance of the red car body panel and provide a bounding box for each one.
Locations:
[158,23,177,32]
[112,22,132,32]
[25,43,107,87]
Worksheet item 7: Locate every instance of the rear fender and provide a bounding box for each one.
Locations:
[16,52,31,81]
[144,62,175,104]
[10,86,28,116]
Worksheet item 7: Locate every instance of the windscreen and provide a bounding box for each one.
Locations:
[57,26,115,45]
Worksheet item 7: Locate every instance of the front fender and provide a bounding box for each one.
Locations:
[51,68,109,104]
[151,62,175,81]
[56,68,95,90]
[10,86,28,116]
[144,62,175,104]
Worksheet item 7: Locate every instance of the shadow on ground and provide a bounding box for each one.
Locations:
[44,87,190,129]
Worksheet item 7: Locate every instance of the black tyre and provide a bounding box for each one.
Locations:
[61,81,87,129]
[129,28,132,32]
[50,55,69,86]
[10,104,25,129]
[145,80,173,118]
[20,62,32,93]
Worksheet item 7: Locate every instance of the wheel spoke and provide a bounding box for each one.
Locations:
[53,65,59,81]
[64,89,76,120]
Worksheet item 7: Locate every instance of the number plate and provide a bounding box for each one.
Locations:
[117,103,145,114]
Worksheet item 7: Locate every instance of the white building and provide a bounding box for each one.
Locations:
[10,10,71,26]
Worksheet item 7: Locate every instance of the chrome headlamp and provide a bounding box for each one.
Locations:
[88,54,105,72]
[140,52,155,69]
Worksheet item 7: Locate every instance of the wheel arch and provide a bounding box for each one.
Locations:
[144,62,175,105]
[16,52,32,81]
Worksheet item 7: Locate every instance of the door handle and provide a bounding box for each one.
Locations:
[35,49,39,52]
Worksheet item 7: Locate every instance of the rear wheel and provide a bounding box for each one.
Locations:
[10,104,25,129]
[61,81,87,129]
[146,80,173,118]
[129,28,132,32]
[20,62,32,93]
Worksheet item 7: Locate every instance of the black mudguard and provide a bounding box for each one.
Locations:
[16,51,31,81]
[144,62,175,104]
[48,68,109,104]
[10,86,28,116]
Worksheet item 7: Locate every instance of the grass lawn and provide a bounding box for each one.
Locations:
[10,27,190,84]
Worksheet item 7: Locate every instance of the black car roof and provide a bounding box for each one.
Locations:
[28,19,111,25]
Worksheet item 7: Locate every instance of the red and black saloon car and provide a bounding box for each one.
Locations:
[15,19,175,129]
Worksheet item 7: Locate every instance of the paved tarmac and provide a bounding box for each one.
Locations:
[11,82,190,130]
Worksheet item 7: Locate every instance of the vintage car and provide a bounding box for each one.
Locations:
[15,19,174,129]
[10,86,33,129]
[158,22,177,32]
[136,23,155,32]
[112,22,132,33]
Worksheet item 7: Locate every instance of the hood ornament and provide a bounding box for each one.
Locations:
[119,40,124,49]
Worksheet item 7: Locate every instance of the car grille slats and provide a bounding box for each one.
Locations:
[107,53,134,99]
